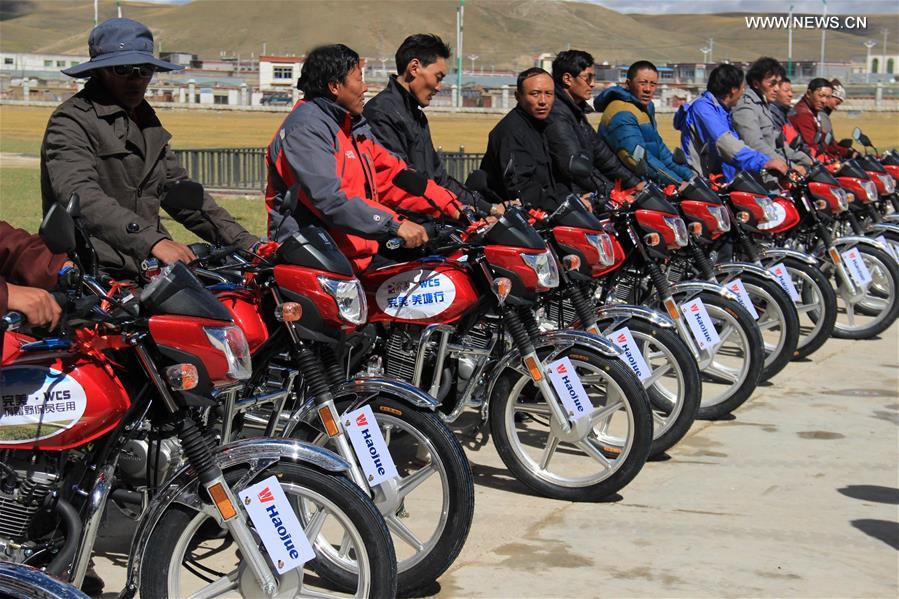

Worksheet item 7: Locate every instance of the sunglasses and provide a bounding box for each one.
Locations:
[110,64,156,78]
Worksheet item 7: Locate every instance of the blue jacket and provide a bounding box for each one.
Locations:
[673,91,771,181]
[594,85,693,184]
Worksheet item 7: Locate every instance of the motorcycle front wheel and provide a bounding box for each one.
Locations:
[489,345,652,502]
[782,258,837,360]
[141,461,397,599]
[828,245,899,339]
[737,273,800,381]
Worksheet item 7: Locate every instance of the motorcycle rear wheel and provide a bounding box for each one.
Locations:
[738,273,800,381]
[784,258,836,360]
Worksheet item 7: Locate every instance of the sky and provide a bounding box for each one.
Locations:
[589,1,898,14]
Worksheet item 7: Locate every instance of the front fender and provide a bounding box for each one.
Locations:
[867,223,899,235]
[281,377,440,438]
[667,280,739,303]
[124,438,348,597]
[594,303,675,330]
[713,262,778,283]
[485,329,621,407]
[758,247,819,266]
[832,235,891,253]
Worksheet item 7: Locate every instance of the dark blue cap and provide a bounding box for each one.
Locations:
[62,18,183,77]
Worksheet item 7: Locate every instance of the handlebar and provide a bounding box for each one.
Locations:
[0,311,25,332]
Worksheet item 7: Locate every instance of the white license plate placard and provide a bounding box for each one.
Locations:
[608,327,653,382]
[768,263,801,302]
[874,236,898,261]
[841,247,873,287]
[238,475,316,575]
[343,405,399,486]
[546,357,595,422]
[724,278,760,320]
[680,298,721,351]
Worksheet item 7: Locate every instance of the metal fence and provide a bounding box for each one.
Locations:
[173,147,486,192]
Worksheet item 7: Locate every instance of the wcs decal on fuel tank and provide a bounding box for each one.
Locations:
[0,366,87,443]
[375,269,457,319]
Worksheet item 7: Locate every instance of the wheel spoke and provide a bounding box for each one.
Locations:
[652,411,668,427]
[796,302,818,314]
[704,361,740,383]
[757,317,780,331]
[386,514,424,551]
[575,438,613,469]
[336,529,353,559]
[186,570,240,599]
[538,432,560,470]
[396,463,437,498]
[588,400,624,425]
[845,302,856,325]
[641,363,670,388]
[304,506,329,542]
[515,403,552,417]
[716,323,735,344]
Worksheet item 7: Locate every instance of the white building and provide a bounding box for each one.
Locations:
[258,55,303,91]
[866,54,898,76]
[0,52,90,73]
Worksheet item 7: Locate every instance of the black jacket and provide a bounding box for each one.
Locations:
[480,106,564,211]
[364,76,489,212]
[544,84,642,194]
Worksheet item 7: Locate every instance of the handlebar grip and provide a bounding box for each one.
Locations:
[386,237,404,250]
[188,242,212,258]
[1,312,25,332]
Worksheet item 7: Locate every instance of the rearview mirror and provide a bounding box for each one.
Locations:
[852,127,861,141]
[859,133,873,148]
[632,145,648,177]
[789,135,802,150]
[568,153,593,179]
[392,169,428,196]
[280,186,298,215]
[66,193,82,219]
[838,138,854,148]
[40,203,77,255]
[162,180,205,211]
[672,147,687,165]
[825,132,833,146]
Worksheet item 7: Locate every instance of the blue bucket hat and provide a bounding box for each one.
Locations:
[62,18,184,77]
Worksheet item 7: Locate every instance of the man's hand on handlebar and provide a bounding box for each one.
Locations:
[6,284,62,330]
[397,220,429,248]
[579,193,594,212]
[764,158,789,176]
[151,239,197,265]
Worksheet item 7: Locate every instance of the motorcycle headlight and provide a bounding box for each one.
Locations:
[754,196,778,223]
[585,232,616,266]
[861,180,878,201]
[204,325,252,381]
[706,205,730,232]
[318,276,368,325]
[829,187,849,212]
[521,250,560,289]
[878,174,895,194]
[663,216,688,247]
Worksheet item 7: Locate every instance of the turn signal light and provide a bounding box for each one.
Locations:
[276,302,303,322]
[562,254,581,271]
[208,482,237,521]
[828,247,842,265]
[846,193,855,202]
[643,233,661,246]
[663,297,681,320]
[814,199,828,210]
[736,212,751,223]
[688,222,703,236]
[492,277,512,304]
[165,364,199,391]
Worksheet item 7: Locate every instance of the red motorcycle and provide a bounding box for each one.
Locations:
[0,202,396,598]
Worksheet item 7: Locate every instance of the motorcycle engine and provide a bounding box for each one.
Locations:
[382,327,420,383]
[0,451,60,559]
[118,435,182,489]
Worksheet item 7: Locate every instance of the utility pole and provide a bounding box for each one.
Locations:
[787,3,794,77]
[883,28,889,58]
[116,0,122,18]
[708,38,714,64]
[700,47,710,63]
[379,57,389,76]
[468,54,478,74]
[93,0,98,25]
[262,42,267,56]
[456,0,464,109]
[865,40,877,83]
[819,0,827,77]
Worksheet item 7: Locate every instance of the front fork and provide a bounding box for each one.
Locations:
[818,224,864,300]
[503,306,573,434]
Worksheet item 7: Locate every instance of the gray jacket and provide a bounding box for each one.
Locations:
[732,86,811,167]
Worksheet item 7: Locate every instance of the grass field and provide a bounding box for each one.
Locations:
[2,103,898,242]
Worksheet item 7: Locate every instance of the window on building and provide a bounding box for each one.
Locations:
[871,58,879,74]
[273,66,293,80]
[56,60,65,67]
[213,95,229,105]
[888,58,895,74]
[44,60,53,67]
[3,58,13,65]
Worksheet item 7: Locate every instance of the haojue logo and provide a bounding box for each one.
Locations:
[262,493,301,559]
[616,335,643,377]
[258,487,275,503]
[356,412,387,476]
[556,363,585,413]
[690,303,713,342]
[556,362,568,375]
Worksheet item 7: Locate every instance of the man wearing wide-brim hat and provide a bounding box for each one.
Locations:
[40,18,258,279]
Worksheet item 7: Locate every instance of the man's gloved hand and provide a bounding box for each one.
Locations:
[7,284,62,329]
[397,220,429,248]
[151,239,198,265]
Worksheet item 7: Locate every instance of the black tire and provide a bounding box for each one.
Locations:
[738,273,800,381]
[600,317,701,457]
[489,344,652,501]
[294,398,474,597]
[784,258,837,360]
[690,291,765,420]
[142,462,397,598]
[830,245,899,339]
[868,230,899,264]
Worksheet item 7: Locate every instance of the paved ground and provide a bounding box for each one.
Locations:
[91,324,898,598]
